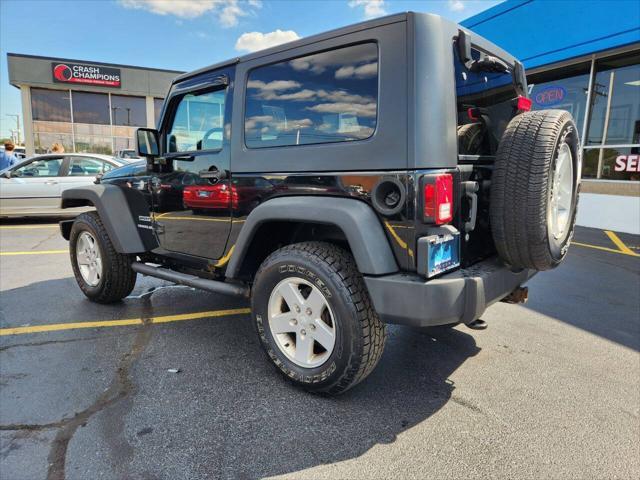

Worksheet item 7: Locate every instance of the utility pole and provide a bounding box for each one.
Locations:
[6,114,21,145]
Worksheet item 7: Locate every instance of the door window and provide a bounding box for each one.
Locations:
[67,156,110,176]
[167,89,226,153]
[12,158,63,177]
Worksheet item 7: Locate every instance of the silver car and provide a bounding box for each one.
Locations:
[0,153,127,217]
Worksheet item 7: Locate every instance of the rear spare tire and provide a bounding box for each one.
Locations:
[490,110,580,270]
[457,122,485,155]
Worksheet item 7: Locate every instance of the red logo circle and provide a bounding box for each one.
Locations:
[53,64,72,81]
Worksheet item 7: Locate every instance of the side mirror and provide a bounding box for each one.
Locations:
[136,128,160,157]
[1,170,11,179]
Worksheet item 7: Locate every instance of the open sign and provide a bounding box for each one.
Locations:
[534,86,566,106]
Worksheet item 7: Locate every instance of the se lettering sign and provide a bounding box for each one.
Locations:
[615,155,640,172]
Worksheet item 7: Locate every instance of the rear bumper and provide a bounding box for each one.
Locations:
[364,257,535,327]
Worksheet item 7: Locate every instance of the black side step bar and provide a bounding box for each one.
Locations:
[131,262,249,298]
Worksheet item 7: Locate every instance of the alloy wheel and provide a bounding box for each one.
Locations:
[267,277,336,368]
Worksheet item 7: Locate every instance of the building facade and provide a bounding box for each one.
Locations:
[7,54,182,157]
[463,0,640,233]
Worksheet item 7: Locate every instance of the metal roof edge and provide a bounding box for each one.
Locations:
[6,52,185,74]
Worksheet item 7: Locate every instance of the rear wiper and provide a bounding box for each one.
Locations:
[470,55,509,74]
[457,29,525,95]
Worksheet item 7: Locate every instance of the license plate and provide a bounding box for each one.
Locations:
[426,232,460,278]
[197,190,211,198]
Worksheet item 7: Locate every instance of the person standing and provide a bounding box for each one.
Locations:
[0,141,19,170]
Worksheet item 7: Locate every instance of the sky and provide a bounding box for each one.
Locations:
[0,0,503,139]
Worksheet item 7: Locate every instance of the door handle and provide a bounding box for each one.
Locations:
[44,180,58,185]
[199,167,228,181]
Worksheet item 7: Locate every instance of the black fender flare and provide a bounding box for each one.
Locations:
[61,184,158,253]
[225,196,399,278]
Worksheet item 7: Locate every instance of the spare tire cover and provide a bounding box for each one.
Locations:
[490,109,580,271]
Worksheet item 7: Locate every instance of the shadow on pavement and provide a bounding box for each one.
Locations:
[522,248,640,351]
[115,316,481,479]
[1,278,481,479]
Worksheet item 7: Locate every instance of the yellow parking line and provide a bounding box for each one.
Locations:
[0,307,251,336]
[572,241,637,256]
[0,225,58,229]
[604,230,639,257]
[0,249,67,256]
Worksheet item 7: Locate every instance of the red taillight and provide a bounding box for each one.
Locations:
[516,95,532,112]
[423,174,453,224]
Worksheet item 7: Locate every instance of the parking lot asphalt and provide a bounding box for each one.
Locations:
[0,221,638,480]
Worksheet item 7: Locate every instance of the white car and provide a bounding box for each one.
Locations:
[0,153,128,217]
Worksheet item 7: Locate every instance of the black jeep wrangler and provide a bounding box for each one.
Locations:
[60,13,580,395]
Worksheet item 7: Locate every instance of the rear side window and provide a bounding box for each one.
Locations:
[244,42,378,149]
[68,156,109,176]
[454,45,517,155]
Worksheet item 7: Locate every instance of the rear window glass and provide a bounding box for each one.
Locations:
[244,43,378,149]
[454,45,518,155]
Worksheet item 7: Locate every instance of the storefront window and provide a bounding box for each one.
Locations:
[33,121,72,134]
[72,92,110,125]
[584,51,640,179]
[74,135,113,154]
[114,137,136,152]
[584,146,640,181]
[31,88,71,122]
[587,52,640,146]
[73,123,111,136]
[33,132,73,154]
[111,94,146,127]
[528,61,591,135]
[113,126,136,138]
[154,98,164,127]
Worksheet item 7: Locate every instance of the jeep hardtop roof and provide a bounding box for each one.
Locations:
[168,12,520,172]
[173,12,517,85]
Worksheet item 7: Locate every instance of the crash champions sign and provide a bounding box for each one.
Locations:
[52,62,121,88]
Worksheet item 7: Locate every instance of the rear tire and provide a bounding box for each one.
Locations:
[252,241,386,395]
[457,122,485,155]
[490,110,580,270]
[70,212,137,303]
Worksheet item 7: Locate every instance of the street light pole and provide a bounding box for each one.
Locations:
[6,114,21,145]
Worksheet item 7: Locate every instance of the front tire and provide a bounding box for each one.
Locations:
[70,212,137,303]
[252,242,386,395]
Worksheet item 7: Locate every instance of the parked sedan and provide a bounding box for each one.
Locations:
[0,153,128,217]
